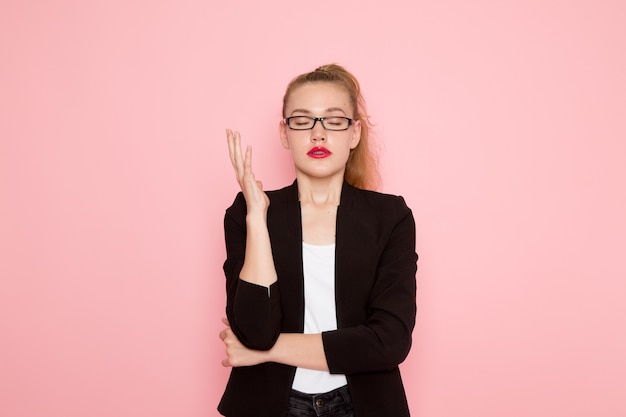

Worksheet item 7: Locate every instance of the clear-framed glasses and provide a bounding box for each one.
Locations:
[284,116,353,131]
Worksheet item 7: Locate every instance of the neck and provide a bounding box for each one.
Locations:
[296,173,344,206]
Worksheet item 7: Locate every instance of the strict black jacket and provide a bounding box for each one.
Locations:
[218,181,418,417]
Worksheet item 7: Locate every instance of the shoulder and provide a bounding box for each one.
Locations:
[265,181,298,202]
[225,181,297,217]
[343,184,412,220]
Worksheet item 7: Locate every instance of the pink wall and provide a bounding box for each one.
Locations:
[1,1,625,416]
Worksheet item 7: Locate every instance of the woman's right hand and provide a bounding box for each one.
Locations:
[226,129,270,216]
[219,317,271,368]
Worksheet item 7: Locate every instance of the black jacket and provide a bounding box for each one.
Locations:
[218,181,418,417]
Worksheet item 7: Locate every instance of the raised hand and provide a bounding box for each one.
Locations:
[226,129,270,216]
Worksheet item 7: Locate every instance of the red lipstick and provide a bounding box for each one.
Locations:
[307,146,332,158]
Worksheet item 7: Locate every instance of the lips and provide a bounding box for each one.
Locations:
[307,146,332,158]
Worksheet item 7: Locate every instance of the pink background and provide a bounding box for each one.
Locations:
[1,1,625,416]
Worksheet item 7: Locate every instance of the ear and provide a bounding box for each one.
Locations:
[279,120,290,149]
[349,119,362,149]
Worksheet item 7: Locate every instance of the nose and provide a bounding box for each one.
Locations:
[310,119,327,142]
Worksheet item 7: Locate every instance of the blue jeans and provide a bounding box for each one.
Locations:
[287,385,354,417]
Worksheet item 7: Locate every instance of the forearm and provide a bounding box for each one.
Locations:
[268,333,329,371]
[239,213,277,287]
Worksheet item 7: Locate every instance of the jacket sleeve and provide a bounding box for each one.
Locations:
[222,192,282,350]
[322,196,418,375]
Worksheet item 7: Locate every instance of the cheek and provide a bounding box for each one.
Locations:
[336,141,355,158]
[284,133,309,152]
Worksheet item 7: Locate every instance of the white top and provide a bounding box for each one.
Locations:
[291,242,347,394]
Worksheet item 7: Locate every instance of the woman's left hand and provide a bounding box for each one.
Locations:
[219,317,270,367]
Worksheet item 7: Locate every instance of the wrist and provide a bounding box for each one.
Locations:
[245,211,267,224]
[265,336,280,363]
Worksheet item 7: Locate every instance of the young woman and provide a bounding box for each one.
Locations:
[218,64,418,417]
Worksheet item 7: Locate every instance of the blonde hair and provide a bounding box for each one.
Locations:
[282,64,380,191]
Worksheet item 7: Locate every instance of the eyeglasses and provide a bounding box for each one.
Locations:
[284,116,353,131]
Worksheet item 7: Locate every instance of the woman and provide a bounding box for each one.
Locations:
[218,64,417,417]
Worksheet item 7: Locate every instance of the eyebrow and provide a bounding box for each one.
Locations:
[289,107,347,116]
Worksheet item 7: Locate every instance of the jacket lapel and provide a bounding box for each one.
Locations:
[269,181,304,333]
[335,183,367,327]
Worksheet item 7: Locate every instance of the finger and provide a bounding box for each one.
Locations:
[227,130,245,179]
[219,329,227,341]
[226,129,237,169]
[228,132,244,182]
[244,145,252,178]
[222,317,230,326]
[242,146,262,196]
[232,131,245,179]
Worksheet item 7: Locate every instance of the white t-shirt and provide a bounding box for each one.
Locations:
[291,242,348,394]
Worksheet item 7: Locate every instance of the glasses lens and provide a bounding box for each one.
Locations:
[287,116,351,130]
[324,117,350,130]
[288,116,314,130]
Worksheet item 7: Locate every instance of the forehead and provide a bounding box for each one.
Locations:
[285,82,352,113]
